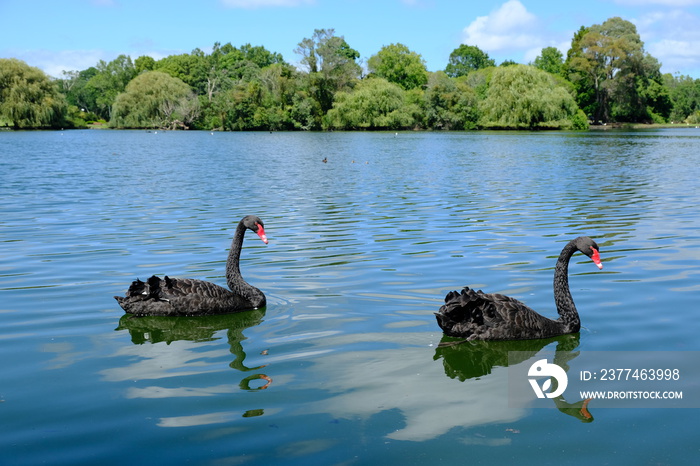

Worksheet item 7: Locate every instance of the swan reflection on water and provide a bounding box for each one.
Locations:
[434,333,594,422]
[114,309,271,390]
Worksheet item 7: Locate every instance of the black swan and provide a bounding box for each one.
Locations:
[435,236,603,341]
[114,215,268,316]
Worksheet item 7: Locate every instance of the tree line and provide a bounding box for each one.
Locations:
[2,17,700,131]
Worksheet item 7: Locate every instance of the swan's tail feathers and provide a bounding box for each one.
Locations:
[125,278,147,297]
[114,276,170,303]
[146,275,164,300]
[435,287,491,339]
[164,275,173,287]
[114,278,148,308]
[444,289,460,303]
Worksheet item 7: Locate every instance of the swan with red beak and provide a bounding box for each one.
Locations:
[436,236,604,341]
[115,215,269,316]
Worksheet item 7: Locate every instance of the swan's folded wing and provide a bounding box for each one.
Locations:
[160,276,231,299]
[436,287,543,340]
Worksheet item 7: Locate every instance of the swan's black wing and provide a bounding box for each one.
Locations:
[435,287,564,341]
[114,275,259,316]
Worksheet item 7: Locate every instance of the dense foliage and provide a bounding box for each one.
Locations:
[111,71,200,129]
[564,17,673,124]
[325,78,419,130]
[2,17,699,131]
[368,43,429,90]
[479,65,579,129]
[445,45,496,78]
[0,58,68,129]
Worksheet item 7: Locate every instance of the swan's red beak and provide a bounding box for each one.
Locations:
[256,224,268,244]
[591,248,603,270]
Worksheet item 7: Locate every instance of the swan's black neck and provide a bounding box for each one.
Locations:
[553,239,580,333]
[225,221,265,307]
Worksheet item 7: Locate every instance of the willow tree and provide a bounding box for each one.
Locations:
[111,71,199,129]
[0,58,67,129]
[479,65,580,129]
[325,77,417,130]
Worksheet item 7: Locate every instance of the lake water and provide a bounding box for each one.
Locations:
[1,129,699,465]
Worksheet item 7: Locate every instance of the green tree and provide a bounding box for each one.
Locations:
[564,26,595,117]
[479,65,579,129]
[295,29,361,116]
[463,67,495,100]
[367,43,428,90]
[0,58,67,129]
[209,65,304,132]
[195,43,301,131]
[135,56,156,74]
[567,17,668,123]
[238,43,286,69]
[296,29,359,75]
[664,74,700,122]
[233,63,300,131]
[217,80,264,130]
[445,45,496,78]
[533,47,564,75]
[423,71,479,130]
[155,51,209,95]
[213,42,287,83]
[325,78,418,130]
[257,63,299,128]
[58,67,98,115]
[83,55,136,120]
[111,71,199,129]
[637,76,672,123]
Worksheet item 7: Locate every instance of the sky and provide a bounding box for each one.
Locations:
[1,0,700,79]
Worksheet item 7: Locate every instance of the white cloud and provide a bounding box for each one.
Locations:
[300,343,529,441]
[633,9,698,39]
[219,0,314,7]
[462,0,540,52]
[633,9,700,74]
[3,48,175,78]
[2,49,108,77]
[648,39,700,74]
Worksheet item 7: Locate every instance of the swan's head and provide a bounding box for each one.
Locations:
[575,236,602,270]
[242,215,268,244]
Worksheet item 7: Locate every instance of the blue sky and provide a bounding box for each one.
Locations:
[2,0,700,78]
